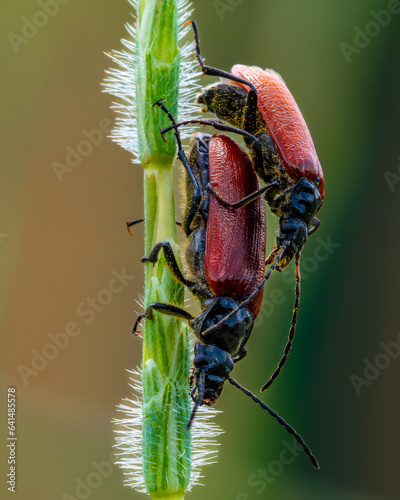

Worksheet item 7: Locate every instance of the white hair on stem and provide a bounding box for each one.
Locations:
[103,0,202,164]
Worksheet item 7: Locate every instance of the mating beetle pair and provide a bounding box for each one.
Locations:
[136,101,319,469]
[134,21,324,469]
[135,101,267,418]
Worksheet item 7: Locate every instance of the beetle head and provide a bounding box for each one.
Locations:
[272,178,322,270]
[193,343,234,406]
[274,217,308,269]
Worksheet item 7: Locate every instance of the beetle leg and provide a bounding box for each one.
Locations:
[126,219,181,236]
[307,217,321,236]
[132,312,148,335]
[178,148,203,235]
[142,241,193,287]
[266,246,278,266]
[160,118,259,145]
[154,100,203,235]
[126,218,144,235]
[207,180,279,209]
[161,118,264,179]
[142,241,208,301]
[190,21,259,139]
[133,302,195,334]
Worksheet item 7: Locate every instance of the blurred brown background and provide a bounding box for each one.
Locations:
[1,0,400,498]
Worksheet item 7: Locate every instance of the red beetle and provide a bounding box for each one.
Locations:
[156,22,324,391]
[136,104,266,408]
[133,101,319,469]
[205,132,266,319]
[182,21,324,273]
[232,64,325,199]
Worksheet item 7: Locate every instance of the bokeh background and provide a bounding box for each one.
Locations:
[1,0,400,498]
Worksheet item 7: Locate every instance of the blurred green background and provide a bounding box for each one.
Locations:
[1,0,400,498]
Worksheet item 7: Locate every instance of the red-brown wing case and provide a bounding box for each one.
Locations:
[205,134,266,318]
[232,64,325,199]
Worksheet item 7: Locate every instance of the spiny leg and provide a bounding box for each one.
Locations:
[142,241,191,287]
[142,241,206,300]
[189,21,259,138]
[133,302,194,334]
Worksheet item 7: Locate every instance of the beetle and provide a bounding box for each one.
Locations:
[190,21,324,271]
[160,21,325,388]
[197,65,324,273]
[133,101,319,469]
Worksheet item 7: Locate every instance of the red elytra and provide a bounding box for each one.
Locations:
[204,134,266,318]
[232,64,325,199]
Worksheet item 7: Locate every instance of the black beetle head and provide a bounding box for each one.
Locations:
[273,178,322,270]
[286,178,322,222]
[193,343,234,406]
[275,217,308,269]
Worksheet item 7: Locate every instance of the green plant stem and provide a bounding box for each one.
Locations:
[142,163,191,499]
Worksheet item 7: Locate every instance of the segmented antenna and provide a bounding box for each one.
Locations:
[261,251,301,391]
[228,376,319,469]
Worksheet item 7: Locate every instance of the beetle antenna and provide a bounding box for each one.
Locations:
[153,99,183,151]
[186,370,206,431]
[228,376,319,469]
[261,251,301,391]
[202,245,286,337]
